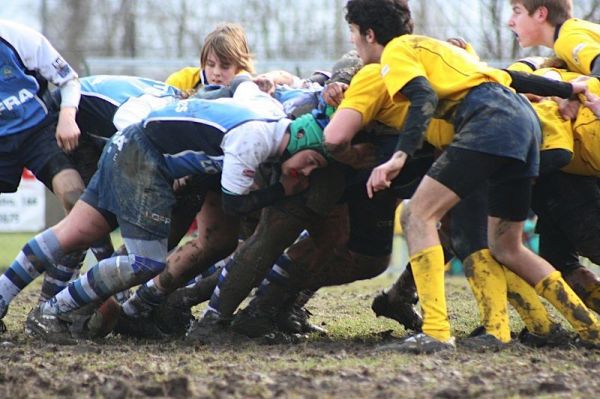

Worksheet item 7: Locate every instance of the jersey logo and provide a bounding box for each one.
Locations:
[0,89,35,114]
[381,64,390,77]
[242,169,255,178]
[52,57,72,78]
[2,65,14,80]
[572,43,587,66]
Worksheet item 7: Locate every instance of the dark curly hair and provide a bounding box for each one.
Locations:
[345,0,413,46]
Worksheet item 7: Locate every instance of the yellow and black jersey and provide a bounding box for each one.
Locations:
[380,35,512,119]
[338,63,408,129]
[165,67,202,91]
[554,18,600,75]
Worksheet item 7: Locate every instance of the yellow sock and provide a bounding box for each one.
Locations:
[463,249,511,343]
[504,267,553,335]
[536,271,600,341]
[410,245,451,342]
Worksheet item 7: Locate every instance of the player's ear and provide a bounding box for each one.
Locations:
[365,28,377,44]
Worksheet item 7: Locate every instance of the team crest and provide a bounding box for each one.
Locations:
[2,65,14,79]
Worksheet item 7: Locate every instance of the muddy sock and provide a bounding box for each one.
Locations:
[463,249,511,343]
[504,267,553,335]
[90,236,115,262]
[411,245,451,342]
[536,271,599,341]
[0,230,64,313]
[385,264,417,303]
[122,279,166,318]
[39,250,86,303]
[256,253,293,296]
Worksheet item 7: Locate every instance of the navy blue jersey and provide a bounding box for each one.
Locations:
[77,75,181,141]
[0,20,77,137]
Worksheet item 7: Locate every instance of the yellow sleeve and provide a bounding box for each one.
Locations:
[337,64,391,127]
[554,20,600,75]
[165,67,202,91]
[380,37,427,102]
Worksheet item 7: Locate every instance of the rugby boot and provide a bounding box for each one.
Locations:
[25,304,76,345]
[377,332,456,354]
[458,326,508,352]
[371,265,423,332]
[276,289,327,335]
[185,310,231,344]
[517,323,573,348]
[0,297,7,334]
[113,307,171,339]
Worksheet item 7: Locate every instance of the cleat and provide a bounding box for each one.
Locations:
[459,327,507,352]
[517,324,573,348]
[231,304,278,338]
[113,308,170,340]
[260,331,305,345]
[185,311,230,344]
[377,332,456,354]
[371,291,423,332]
[151,301,195,337]
[25,304,76,345]
[277,305,327,335]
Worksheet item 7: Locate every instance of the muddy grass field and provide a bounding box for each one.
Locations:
[1,272,600,399]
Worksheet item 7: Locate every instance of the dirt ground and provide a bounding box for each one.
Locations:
[1,276,599,398]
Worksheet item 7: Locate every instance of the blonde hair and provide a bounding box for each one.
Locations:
[200,23,255,74]
[510,0,572,25]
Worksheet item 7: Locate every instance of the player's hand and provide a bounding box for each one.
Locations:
[555,97,580,120]
[56,107,80,153]
[570,75,589,95]
[446,37,467,49]
[366,151,407,198]
[253,75,276,95]
[584,90,600,117]
[322,82,348,107]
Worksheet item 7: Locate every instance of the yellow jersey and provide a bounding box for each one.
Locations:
[554,18,600,75]
[165,67,202,91]
[380,35,513,119]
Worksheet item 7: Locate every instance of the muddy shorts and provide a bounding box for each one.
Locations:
[81,123,175,240]
[450,83,541,179]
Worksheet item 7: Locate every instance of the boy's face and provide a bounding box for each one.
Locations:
[281,150,327,178]
[204,50,238,86]
[350,24,378,64]
[508,3,545,48]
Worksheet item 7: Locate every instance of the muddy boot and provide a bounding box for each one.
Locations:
[231,284,296,338]
[564,267,600,314]
[458,326,508,352]
[276,290,327,335]
[517,323,574,348]
[0,298,7,334]
[185,311,231,344]
[114,307,172,340]
[371,264,423,332]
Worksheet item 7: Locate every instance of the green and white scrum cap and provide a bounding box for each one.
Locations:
[286,113,332,159]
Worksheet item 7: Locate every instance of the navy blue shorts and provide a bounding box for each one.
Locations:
[81,123,175,240]
[0,120,73,193]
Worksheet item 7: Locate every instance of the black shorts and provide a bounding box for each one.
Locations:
[428,146,533,221]
[0,121,75,193]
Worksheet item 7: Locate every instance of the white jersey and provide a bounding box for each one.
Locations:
[220,81,290,195]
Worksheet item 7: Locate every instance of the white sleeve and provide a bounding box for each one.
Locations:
[0,20,78,86]
[59,78,81,108]
[220,122,278,195]
[113,95,174,130]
